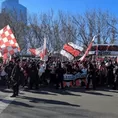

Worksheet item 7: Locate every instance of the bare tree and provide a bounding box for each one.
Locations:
[1,8,118,54]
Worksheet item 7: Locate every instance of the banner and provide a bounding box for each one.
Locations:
[64,70,87,81]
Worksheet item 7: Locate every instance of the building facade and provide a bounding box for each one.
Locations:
[1,0,27,24]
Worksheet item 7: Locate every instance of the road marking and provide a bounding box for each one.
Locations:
[0,93,16,114]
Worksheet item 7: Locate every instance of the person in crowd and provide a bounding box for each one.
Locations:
[106,60,114,87]
[38,62,47,86]
[0,65,7,86]
[99,62,107,86]
[55,63,65,89]
[10,59,21,97]
[86,62,96,90]
[66,62,72,74]
[19,61,25,87]
[29,61,39,90]
[113,63,118,90]
[49,63,56,87]
[5,61,14,88]
[22,60,29,87]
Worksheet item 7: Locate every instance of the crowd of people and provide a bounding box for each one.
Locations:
[0,56,118,97]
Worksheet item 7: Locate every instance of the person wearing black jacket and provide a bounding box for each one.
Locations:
[10,59,21,97]
[106,61,114,87]
[29,62,39,90]
[55,63,65,89]
[86,62,96,90]
[5,61,14,88]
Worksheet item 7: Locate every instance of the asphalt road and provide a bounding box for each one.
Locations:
[0,87,118,118]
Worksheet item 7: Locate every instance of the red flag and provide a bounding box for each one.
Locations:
[63,42,83,57]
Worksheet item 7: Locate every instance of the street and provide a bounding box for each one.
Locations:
[0,87,118,118]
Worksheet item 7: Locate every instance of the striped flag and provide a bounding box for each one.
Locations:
[60,42,83,60]
[60,49,74,60]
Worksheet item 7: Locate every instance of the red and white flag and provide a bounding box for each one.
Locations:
[0,25,20,56]
[28,38,48,61]
[40,37,48,61]
[28,47,42,56]
[60,42,83,60]
[60,49,74,60]
[79,35,98,62]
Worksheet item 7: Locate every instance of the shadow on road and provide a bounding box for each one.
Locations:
[24,89,57,96]
[65,87,113,97]
[24,88,81,97]
[11,101,33,108]
[95,88,118,93]
[20,96,80,107]
[0,88,25,95]
[0,98,33,108]
[0,88,12,93]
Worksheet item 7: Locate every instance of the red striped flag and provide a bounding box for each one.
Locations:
[60,42,83,60]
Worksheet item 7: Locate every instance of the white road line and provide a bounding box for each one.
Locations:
[0,93,16,114]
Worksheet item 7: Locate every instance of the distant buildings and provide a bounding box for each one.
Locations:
[1,0,27,24]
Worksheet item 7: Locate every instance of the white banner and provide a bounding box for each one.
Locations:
[64,71,87,81]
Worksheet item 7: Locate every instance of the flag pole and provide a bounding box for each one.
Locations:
[79,34,100,62]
